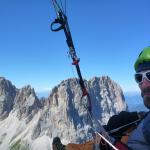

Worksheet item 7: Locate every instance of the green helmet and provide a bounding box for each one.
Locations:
[134,46,150,72]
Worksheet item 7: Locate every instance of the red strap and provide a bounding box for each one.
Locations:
[82,88,88,97]
[72,59,79,65]
[114,141,132,150]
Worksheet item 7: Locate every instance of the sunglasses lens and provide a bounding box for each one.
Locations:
[146,72,150,81]
[135,74,142,83]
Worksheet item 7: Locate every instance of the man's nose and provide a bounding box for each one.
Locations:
[141,77,150,88]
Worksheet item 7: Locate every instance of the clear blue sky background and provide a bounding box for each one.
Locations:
[0,0,150,93]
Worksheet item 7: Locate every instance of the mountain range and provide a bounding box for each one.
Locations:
[0,76,127,150]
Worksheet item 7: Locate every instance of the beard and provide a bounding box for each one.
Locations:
[141,88,150,109]
[143,96,150,109]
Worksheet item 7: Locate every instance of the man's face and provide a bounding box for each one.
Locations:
[137,70,150,109]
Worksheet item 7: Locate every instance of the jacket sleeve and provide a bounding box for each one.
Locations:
[142,112,150,144]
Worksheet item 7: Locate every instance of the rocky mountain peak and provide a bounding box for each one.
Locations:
[44,76,127,143]
[88,76,126,123]
[14,85,41,120]
[48,78,80,107]
[0,77,17,119]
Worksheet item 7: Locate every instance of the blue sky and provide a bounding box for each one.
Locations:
[0,0,150,93]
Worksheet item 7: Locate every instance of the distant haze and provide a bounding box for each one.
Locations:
[124,91,148,112]
[36,90,50,99]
